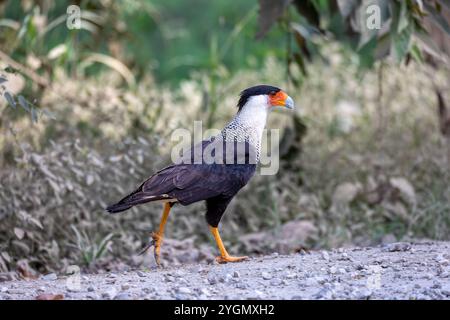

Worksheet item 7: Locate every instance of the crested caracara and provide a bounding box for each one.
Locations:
[107,85,294,264]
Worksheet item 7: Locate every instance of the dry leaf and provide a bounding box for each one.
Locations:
[390,177,416,207]
[14,227,25,240]
[332,182,362,207]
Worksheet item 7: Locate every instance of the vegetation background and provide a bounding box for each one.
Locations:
[0,0,449,277]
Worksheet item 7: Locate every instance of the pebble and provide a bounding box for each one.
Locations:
[199,288,210,296]
[218,273,232,283]
[383,242,411,252]
[114,292,131,300]
[7,289,23,294]
[177,287,191,294]
[270,278,282,286]
[236,282,248,289]
[137,271,146,277]
[247,290,264,299]
[314,288,334,299]
[442,284,450,297]
[121,283,130,291]
[233,271,240,278]
[261,272,272,280]
[41,273,58,281]
[87,286,95,292]
[101,287,117,299]
[321,251,330,261]
[283,272,296,279]
[357,288,373,299]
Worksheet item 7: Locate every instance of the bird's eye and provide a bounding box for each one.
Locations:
[269,91,276,96]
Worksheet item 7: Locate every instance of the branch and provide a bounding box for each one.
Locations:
[0,50,50,87]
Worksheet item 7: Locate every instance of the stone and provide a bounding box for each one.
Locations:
[41,273,58,281]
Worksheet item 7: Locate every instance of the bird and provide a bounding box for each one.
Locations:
[106,85,294,265]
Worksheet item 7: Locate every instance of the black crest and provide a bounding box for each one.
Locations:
[237,85,281,111]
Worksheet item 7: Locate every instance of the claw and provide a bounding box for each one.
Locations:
[136,232,164,266]
[138,237,155,256]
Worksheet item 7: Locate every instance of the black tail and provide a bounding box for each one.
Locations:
[106,202,134,214]
[106,186,170,214]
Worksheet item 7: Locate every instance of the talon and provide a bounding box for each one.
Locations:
[138,236,156,256]
[215,255,248,264]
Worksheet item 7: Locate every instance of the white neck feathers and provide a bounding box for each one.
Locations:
[220,95,270,160]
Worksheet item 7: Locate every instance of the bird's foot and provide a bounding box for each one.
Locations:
[151,232,163,266]
[215,255,249,264]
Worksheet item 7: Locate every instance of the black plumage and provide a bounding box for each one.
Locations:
[106,84,293,264]
[106,138,256,227]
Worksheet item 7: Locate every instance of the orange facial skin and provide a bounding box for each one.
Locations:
[269,90,289,107]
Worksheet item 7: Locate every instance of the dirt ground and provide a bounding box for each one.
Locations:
[0,241,449,300]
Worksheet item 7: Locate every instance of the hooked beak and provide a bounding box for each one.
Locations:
[270,91,295,110]
[285,95,294,110]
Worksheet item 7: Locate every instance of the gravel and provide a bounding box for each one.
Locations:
[0,241,449,300]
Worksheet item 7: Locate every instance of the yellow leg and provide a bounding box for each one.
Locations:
[209,226,248,263]
[151,203,172,265]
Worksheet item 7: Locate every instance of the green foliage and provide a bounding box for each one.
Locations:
[69,226,114,268]
[257,0,450,81]
[0,0,286,85]
[0,70,55,125]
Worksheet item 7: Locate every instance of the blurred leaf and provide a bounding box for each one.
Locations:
[31,107,38,123]
[436,0,450,11]
[80,53,135,87]
[4,91,16,108]
[1,251,11,263]
[391,24,413,63]
[256,0,291,39]
[95,233,114,260]
[390,177,416,207]
[414,31,446,60]
[47,44,67,60]
[292,0,320,27]
[0,76,7,84]
[424,1,450,36]
[0,18,20,30]
[410,43,424,62]
[337,0,358,18]
[374,32,392,60]
[397,0,410,33]
[29,217,44,229]
[18,95,30,112]
[4,66,19,74]
[42,108,57,120]
[14,228,25,240]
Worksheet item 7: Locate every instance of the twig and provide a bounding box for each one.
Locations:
[0,49,50,87]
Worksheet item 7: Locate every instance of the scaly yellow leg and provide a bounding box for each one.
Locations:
[151,202,172,265]
[209,226,248,263]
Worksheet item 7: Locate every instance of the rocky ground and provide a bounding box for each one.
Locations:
[0,241,449,300]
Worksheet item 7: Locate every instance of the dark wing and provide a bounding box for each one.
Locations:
[107,163,255,213]
[106,137,256,213]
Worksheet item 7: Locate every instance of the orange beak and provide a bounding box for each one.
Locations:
[269,91,294,109]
